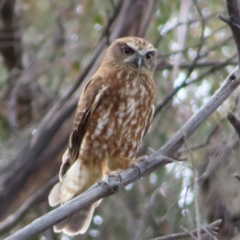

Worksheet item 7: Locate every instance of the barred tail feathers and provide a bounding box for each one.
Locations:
[48,159,101,235]
[54,200,101,235]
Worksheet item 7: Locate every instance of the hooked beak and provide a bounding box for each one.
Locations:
[133,56,143,68]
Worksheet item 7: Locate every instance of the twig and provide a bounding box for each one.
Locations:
[227,112,240,137]
[154,53,237,117]
[219,1,240,65]
[5,68,240,240]
[151,219,222,240]
[156,58,238,71]
[154,12,221,48]
[233,173,240,181]
[194,172,201,240]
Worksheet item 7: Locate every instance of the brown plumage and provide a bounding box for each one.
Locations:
[48,37,157,235]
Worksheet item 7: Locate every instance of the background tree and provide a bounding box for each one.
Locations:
[0,0,240,239]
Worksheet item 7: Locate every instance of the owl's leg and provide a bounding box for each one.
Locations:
[98,160,122,192]
[136,155,148,162]
[107,157,143,174]
[121,155,148,174]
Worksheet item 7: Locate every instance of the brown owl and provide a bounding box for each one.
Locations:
[48,37,157,235]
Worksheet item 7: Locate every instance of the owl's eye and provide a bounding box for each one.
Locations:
[146,51,154,60]
[122,47,134,55]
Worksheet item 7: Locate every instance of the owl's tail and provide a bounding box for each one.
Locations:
[48,160,102,235]
[51,195,101,235]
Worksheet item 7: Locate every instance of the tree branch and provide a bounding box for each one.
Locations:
[219,0,240,65]
[5,69,240,240]
[151,219,222,240]
[156,58,238,71]
[227,112,240,137]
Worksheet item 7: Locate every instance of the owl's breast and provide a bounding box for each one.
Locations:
[79,72,155,164]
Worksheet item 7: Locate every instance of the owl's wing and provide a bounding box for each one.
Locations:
[143,104,155,137]
[59,76,106,180]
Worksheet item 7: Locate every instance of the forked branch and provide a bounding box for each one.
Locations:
[152,219,222,240]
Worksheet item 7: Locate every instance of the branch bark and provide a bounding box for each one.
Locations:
[5,69,240,240]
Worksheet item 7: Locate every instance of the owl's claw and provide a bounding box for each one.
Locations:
[136,155,149,163]
[129,155,149,175]
[129,161,141,174]
[99,171,122,192]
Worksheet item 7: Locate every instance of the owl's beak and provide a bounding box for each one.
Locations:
[134,56,143,68]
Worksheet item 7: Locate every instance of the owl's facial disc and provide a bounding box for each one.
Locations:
[122,47,156,71]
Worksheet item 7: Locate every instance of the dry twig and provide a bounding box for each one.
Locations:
[227,112,240,137]
[151,219,222,240]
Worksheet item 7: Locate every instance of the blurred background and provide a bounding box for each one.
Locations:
[0,0,240,239]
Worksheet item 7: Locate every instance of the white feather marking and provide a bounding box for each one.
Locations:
[128,150,134,158]
[117,71,122,79]
[132,141,137,148]
[136,126,141,133]
[106,128,113,137]
[131,119,137,125]
[60,161,89,203]
[102,113,109,125]
[118,118,122,125]
[93,141,99,147]
[118,112,125,118]
[126,98,136,117]
[81,139,88,150]
[95,128,101,136]
[102,144,107,150]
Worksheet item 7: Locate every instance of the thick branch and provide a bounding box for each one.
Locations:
[5,69,240,240]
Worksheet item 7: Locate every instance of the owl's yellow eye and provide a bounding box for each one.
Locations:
[146,51,154,60]
[122,47,134,55]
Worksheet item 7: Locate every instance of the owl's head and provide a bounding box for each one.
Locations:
[104,37,157,73]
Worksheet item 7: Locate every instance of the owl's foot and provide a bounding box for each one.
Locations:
[99,171,122,192]
[129,155,149,175]
[136,155,148,163]
[129,161,141,174]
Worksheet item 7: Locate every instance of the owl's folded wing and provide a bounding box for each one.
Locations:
[59,75,106,180]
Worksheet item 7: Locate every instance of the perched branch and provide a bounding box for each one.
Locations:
[151,219,222,240]
[5,69,240,240]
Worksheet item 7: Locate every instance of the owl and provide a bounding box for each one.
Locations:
[48,37,157,235]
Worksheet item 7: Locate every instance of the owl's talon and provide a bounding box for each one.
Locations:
[100,172,122,192]
[129,162,141,174]
[129,156,149,174]
[136,155,149,163]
